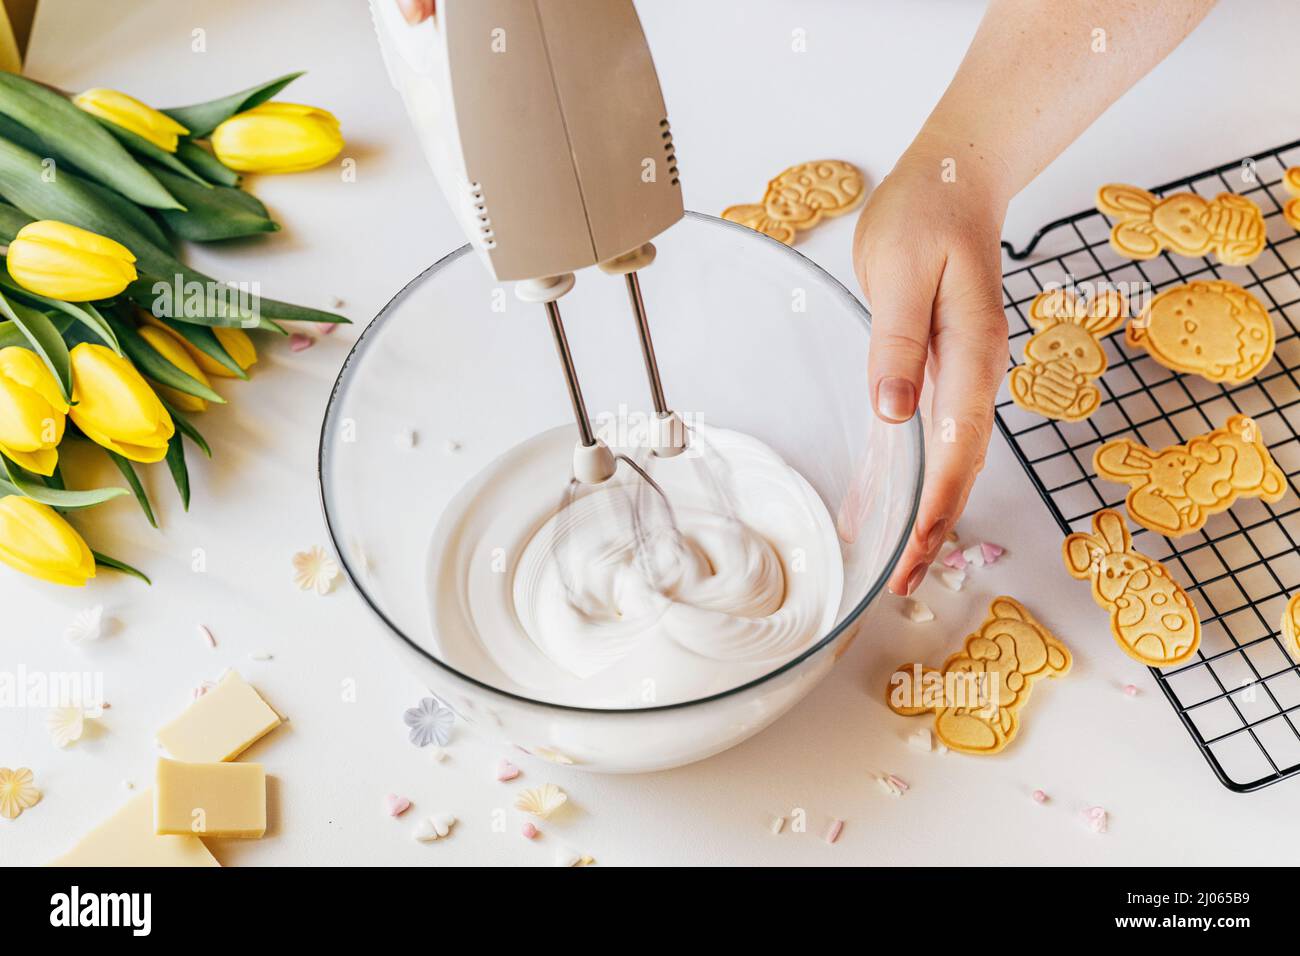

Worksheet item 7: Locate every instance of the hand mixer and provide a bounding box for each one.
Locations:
[371,0,688,486]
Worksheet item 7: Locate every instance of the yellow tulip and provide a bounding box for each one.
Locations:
[210,102,343,174]
[6,221,137,302]
[0,347,69,476]
[137,324,211,412]
[0,495,95,586]
[73,88,190,153]
[143,316,257,378]
[68,343,173,463]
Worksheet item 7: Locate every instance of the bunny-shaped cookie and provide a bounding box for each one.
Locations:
[887,597,1070,755]
[1063,509,1201,667]
[1094,414,1288,537]
[1009,286,1128,421]
[722,160,864,245]
[1097,183,1265,266]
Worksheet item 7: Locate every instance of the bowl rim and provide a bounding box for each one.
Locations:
[317,210,924,715]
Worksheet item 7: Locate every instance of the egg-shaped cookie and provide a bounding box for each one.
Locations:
[1126,279,1274,384]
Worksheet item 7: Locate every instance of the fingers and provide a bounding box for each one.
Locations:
[885,258,1007,596]
[854,222,942,426]
[397,0,435,24]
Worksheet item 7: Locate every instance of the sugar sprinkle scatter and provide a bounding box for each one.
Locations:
[385,793,411,817]
[1081,806,1108,834]
[825,819,844,844]
[65,605,104,644]
[197,624,216,648]
[906,599,934,623]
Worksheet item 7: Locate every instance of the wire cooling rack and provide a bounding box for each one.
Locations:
[996,136,1300,792]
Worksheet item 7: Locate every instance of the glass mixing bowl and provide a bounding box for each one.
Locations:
[319,212,922,773]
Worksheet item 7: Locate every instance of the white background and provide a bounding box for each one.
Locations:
[6,0,1300,866]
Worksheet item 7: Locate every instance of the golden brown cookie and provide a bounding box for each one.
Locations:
[886,597,1070,755]
[1094,414,1287,538]
[1282,593,1300,657]
[722,159,864,245]
[1282,167,1300,231]
[1097,183,1265,266]
[1063,510,1201,666]
[1008,286,1128,421]
[1127,279,1273,384]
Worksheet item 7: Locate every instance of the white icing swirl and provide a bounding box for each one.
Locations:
[427,424,843,707]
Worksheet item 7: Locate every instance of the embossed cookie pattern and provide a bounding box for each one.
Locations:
[1097,183,1265,266]
[886,596,1070,755]
[722,159,864,246]
[1009,287,1128,422]
[1063,510,1201,667]
[1128,279,1274,384]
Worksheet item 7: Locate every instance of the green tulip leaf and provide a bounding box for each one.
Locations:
[0,198,31,241]
[159,397,212,458]
[163,430,189,510]
[148,165,279,242]
[176,139,239,187]
[0,135,346,329]
[150,316,246,379]
[0,312,70,349]
[0,74,180,209]
[0,274,121,354]
[91,549,151,584]
[105,449,156,528]
[0,290,71,400]
[95,118,210,188]
[0,114,175,251]
[0,453,127,509]
[110,316,225,404]
[163,71,304,139]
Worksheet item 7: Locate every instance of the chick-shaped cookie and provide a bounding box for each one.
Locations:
[1063,510,1200,666]
[886,597,1070,755]
[722,160,863,245]
[1128,279,1274,384]
[1094,414,1287,538]
[1097,183,1265,266]
[1009,286,1127,422]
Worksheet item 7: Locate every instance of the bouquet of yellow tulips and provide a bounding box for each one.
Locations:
[0,71,347,587]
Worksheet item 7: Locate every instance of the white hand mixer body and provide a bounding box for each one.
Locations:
[371,0,688,482]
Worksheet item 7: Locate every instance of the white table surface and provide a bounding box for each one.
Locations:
[7,0,1300,867]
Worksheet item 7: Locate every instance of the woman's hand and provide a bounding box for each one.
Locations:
[397,0,435,24]
[853,139,1010,596]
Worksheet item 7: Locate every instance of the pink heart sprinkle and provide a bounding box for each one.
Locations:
[288,333,315,352]
[979,542,1004,565]
[321,323,339,335]
[941,549,966,570]
[1123,684,1139,697]
[521,822,539,840]
[1032,789,1048,804]
[496,759,520,782]
[384,793,411,817]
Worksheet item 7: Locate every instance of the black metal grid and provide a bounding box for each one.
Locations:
[996,137,1300,793]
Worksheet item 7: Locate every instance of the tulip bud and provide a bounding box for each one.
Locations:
[210,102,343,174]
[68,343,174,463]
[73,88,190,153]
[144,316,257,379]
[0,495,95,586]
[0,346,69,476]
[6,220,138,302]
[137,324,212,412]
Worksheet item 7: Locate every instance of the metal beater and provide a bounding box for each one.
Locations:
[372,0,689,484]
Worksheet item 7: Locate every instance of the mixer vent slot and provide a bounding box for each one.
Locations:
[467,180,497,250]
[660,118,680,187]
